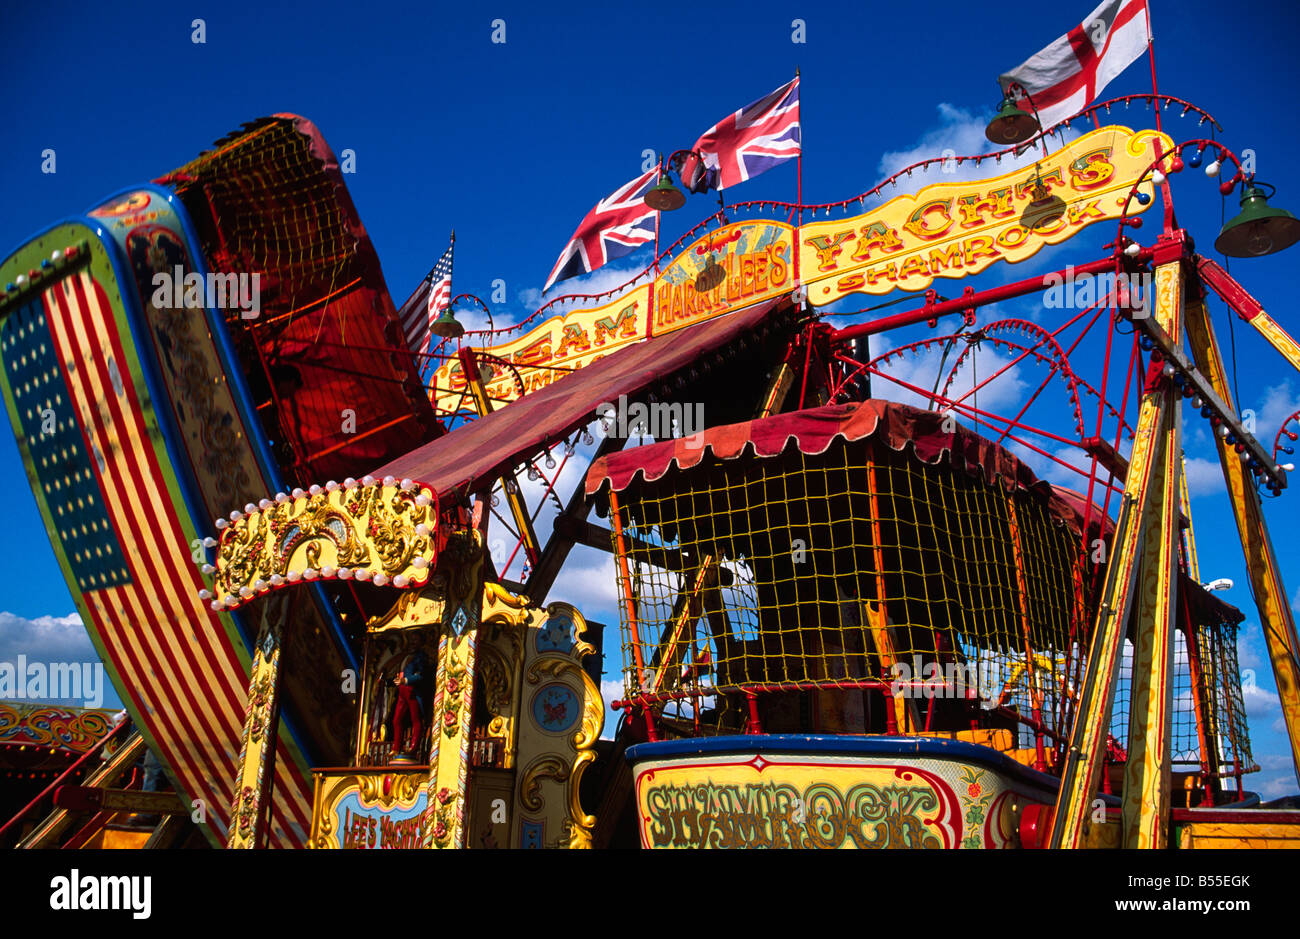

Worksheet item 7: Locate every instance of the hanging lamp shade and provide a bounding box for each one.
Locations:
[1215,183,1300,257]
[645,173,686,211]
[430,307,465,339]
[985,95,1039,145]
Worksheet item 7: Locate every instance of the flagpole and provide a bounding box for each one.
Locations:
[1144,2,1161,133]
[795,66,803,226]
[421,230,454,389]
[654,159,662,275]
[1140,2,1175,226]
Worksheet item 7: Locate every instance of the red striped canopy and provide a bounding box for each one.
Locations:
[584,398,1114,538]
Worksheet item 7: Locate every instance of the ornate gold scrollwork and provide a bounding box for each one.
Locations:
[483,581,532,628]
[213,482,439,612]
[356,772,424,807]
[518,601,604,849]
[368,576,449,632]
[519,755,571,812]
[567,667,604,848]
[478,644,513,738]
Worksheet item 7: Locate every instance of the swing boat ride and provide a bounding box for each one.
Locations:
[1,74,1299,851]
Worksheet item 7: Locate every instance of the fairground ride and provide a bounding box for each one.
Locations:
[1,91,1298,849]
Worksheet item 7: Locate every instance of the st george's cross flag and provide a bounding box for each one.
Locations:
[399,237,454,358]
[679,76,801,194]
[998,0,1151,131]
[543,166,660,292]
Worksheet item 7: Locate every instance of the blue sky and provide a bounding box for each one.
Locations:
[2,0,1299,797]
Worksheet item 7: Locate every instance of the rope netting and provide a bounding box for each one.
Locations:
[163,117,441,484]
[608,430,1254,777]
[1186,618,1255,780]
[609,433,1095,753]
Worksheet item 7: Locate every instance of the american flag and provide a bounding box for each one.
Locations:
[543,166,659,292]
[680,77,801,193]
[399,237,455,358]
[3,271,317,845]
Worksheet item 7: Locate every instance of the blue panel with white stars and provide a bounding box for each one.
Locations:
[1,296,130,593]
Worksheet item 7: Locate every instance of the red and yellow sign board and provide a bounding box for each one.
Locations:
[652,220,794,336]
[630,750,1037,849]
[801,126,1171,305]
[431,285,651,416]
[310,769,428,849]
[430,126,1170,414]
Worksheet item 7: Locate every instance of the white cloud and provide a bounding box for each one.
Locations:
[869,331,1028,417]
[455,308,494,333]
[0,610,122,708]
[875,103,1080,197]
[1184,455,1226,499]
[1242,680,1280,719]
[600,678,624,741]
[545,546,619,622]
[540,258,653,306]
[1238,628,1265,672]
[1255,753,1299,799]
[0,610,93,663]
[1253,380,1300,440]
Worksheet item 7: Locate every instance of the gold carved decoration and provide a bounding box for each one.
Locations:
[520,755,571,811]
[357,772,424,806]
[213,482,438,612]
[478,643,513,739]
[567,667,604,848]
[439,530,486,636]
[309,770,428,849]
[513,602,604,848]
[483,581,532,628]
[228,615,283,849]
[367,576,449,633]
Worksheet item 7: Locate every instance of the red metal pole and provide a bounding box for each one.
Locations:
[1145,4,1162,134]
[746,691,764,735]
[828,253,1142,344]
[0,722,128,844]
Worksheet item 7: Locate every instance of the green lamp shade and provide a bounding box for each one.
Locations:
[985,97,1039,145]
[645,174,686,212]
[1215,185,1300,257]
[430,308,465,339]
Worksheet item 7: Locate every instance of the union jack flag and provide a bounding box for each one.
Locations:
[543,166,659,292]
[681,76,801,193]
[399,236,454,358]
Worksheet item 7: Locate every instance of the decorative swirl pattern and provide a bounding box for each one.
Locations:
[212,481,439,611]
[0,703,116,752]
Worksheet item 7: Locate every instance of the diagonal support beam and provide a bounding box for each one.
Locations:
[459,347,541,566]
[528,434,624,601]
[1197,256,1300,376]
[1050,256,1184,849]
[1121,261,1186,849]
[1185,284,1300,789]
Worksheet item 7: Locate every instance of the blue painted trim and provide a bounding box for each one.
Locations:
[73,216,217,558]
[91,183,358,675]
[108,185,285,493]
[91,201,331,768]
[626,733,1066,795]
[148,183,358,673]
